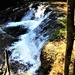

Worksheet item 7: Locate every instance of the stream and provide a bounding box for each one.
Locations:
[0,1,63,75]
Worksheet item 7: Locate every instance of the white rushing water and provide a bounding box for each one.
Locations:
[4,4,51,75]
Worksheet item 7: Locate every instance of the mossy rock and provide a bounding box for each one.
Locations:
[40,42,57,73]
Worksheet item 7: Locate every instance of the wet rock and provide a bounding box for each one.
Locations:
[0,0,24,11]
[10,61,26,74]
[32,2,39,9]
[9,61,33,74]
[0,32,18,68]
[44,8,52,14]
[0,28,6,34]
[40,42,57,74]
[3,25,28,38]
[0,34,16,48]
[0,1,30,23]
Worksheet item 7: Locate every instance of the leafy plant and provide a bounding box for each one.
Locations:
[59,16,67,27]
[49,16,67,41]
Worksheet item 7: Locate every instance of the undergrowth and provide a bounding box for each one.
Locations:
[49,16,67,41]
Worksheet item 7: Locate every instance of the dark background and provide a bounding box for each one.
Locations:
[0,0,66,11]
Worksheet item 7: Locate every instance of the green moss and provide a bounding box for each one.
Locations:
[22,72,32,75]
[69,72,73,75]
[49,17,67,41]
[59,17,67,27]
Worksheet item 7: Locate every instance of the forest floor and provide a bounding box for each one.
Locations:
[51,1,67,13]
[41,40,75,75]
[41,1,75,75]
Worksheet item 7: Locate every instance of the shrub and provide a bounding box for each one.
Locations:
[49,16,67,41]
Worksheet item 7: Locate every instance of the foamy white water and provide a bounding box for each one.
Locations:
[4,3,51,75]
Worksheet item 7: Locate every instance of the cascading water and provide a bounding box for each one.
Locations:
[2,3,52,75]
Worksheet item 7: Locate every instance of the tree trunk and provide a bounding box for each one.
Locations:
[3,50,10,75]
[64,0,74,75]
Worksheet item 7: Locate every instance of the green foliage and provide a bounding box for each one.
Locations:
[22,72,32,75]
[49,17,67,41]
[58,17,67,28]
[49,28,66,41]
[69,72,73,75]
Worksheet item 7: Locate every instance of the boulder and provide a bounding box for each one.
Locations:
[40,42,57,74]
[0,0,24,11]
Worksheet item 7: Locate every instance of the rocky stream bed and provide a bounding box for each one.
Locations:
[0,1,66,75]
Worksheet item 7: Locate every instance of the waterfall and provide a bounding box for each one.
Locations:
[2,3,52,75]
